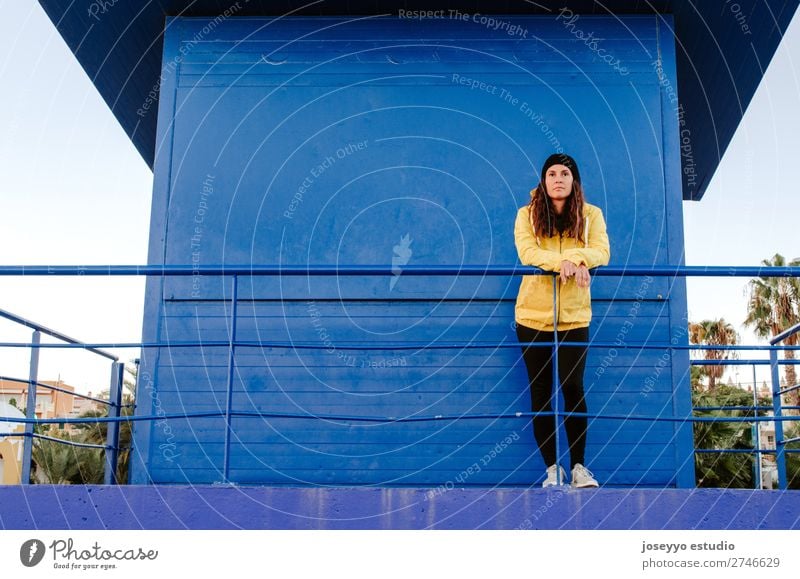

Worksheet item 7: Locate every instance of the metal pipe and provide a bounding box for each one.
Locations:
[222,275,239,485]
[21,330,40,485]
[0,374,121,406]
[753,364,762,488]
[769,321,800,345]
[2,264,800,277]
[551,274,563,484]
[0,308,117,361]
[1,341,798,352]
[770,349,788,489]
[104,362,124,485]
[1,407,796,427]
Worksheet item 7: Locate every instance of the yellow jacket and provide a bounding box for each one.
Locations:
[514,202,610,331]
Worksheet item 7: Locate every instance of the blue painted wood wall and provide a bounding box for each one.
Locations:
[131,15,693,487]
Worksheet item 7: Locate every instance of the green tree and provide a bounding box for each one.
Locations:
[30,432,104,484]
[785,422,800,489]
[71,363,136,484]
[689,319,740,391]
[30,361,136,484]
[693,385,767,488]
[744,254,800,410]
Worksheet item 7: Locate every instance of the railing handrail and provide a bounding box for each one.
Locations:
[0,307,117,361]
[1,408,798,426]
[0,374,126,407]
[771,321,800,345]
[1,264,800,277]
[1,341,800,354]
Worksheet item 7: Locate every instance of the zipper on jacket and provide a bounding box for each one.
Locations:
[557,232,563,328]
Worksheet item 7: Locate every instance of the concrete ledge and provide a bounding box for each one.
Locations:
[0,486,797,529]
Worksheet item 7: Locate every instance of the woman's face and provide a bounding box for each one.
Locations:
[544,164,574,203]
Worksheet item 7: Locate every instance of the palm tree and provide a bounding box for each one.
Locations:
[693,385,769,488]
[30,431,104,484]
[744,254,800,409]
[689,319,740,391]
[30,361,137,484]
[72,362,136,484]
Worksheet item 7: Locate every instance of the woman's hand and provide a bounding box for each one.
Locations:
[560,260,577,284]
[575,264,591,288]
[560,261,591,287]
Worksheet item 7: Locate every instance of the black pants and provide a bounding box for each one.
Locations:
[516,323,589,469]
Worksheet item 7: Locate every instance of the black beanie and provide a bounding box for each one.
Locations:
[541,153,581,185]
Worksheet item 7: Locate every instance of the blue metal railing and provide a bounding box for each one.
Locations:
[0,264,798,489]
[0,308,127,485]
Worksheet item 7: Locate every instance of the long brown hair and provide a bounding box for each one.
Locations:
[527,179,586,244]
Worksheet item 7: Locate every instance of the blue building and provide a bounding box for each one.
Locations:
[17,0,799,528]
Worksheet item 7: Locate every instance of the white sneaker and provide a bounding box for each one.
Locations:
[542,464,567,488]
[571,464,599,488]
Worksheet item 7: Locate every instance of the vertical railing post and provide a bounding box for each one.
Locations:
[222,274,238,484]
[552,274,562,484]
[770,348,787,489]
[21,330,41,485]
[104,361,124,485]
[752,364,761,488]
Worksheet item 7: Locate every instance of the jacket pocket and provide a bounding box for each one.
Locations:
[559,283,591,325]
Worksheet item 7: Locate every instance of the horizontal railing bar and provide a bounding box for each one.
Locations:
[0,374,117,406]
[770,321,800,345]
[694,449,800,455]
[7,425,793,455]
[1,341,799,352]
[784,436,800,445]
[695,449,776,455]
[690,359,798,365]
[694,406,776,412]
[1,432,111,450]
[1,432,124,451]
[0,308,118,361]
[1,265,800,277]
[32,433,109,450]
[779,383,800,396]
[1,409,798,426]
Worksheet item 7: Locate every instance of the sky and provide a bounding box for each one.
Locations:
[0,2,799,395]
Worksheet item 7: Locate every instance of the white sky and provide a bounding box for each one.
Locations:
[0,3,798,395]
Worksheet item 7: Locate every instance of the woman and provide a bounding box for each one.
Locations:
[514,153,610,488]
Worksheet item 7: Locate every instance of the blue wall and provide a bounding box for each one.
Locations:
[131,15,692,487]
